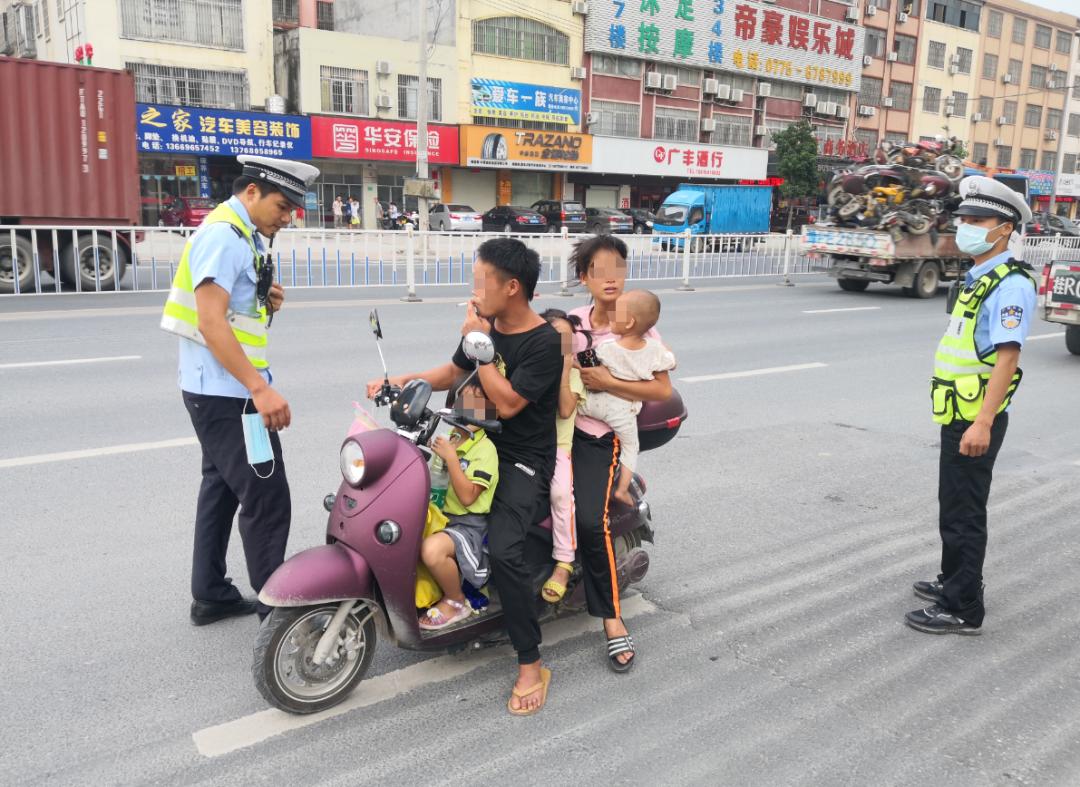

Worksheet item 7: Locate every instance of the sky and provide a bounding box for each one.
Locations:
[1027,0,1080,17]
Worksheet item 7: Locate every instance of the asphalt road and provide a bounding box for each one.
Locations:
[1,276,1078,786]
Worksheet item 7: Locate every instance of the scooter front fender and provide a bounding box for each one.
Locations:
[259,544,375,607]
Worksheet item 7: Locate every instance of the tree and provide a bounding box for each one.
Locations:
[773,121,820,232]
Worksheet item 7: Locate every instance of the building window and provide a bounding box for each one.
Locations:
[1034,24,1051,49]
[927,41,945,69]
[471,16,569,65]
[858,76,882,107]
[273,0,299,25]
[1003,100,1017,124]
[986,9,1002,38]
[1046,108,1062,131]
[1019,149,1035,170]
[654,106,699,142]
[1057,30,1073,55]
[923,86,941,113]
[316,1,333,31]
[949,92,967,117]
[854,128,878,153]
[981,53,997,80]
[126,61,248,109]
[766,80,803,100]
[1024,104,1042,128]
[972,142,988,165]
[591,99,639,137]
[1069,113,1080,137]
[1064,153,1078,174]
[320,66,367,115]
[119,0,244,50]
[591,54,640,78]
[397,75,442,121]
[955,48,972,74]
[893,34,916,65]
[1012,17,1027,45]
[865,29,886,58]
[656,63,701,87]
[716,72,756,93]
[927,0,979,31]
[978,96,992,119]
[996,146,1012,168]
[871,0,890,9]
[884,131,906,145]
[764,119,793,149]
[1029,65,1046,89]
[889,81,912,111]
[1006,59,1022,84]
[1041,151,1056,171]
[710,114,752,147]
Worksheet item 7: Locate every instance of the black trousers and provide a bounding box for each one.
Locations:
[571,430,622,621]
[182,392,291,615]
[937,412,1008,626]
[487,457,550,665]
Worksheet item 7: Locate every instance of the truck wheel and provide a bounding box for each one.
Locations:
[1066,326,1080,356]
[60,235,128,291]
[0,235,35,294]
[838,278,869,292]
[906,261,940,299]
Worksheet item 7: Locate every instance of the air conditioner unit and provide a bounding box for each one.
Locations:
[857,105,876,117]
[1002,73,1013,84]
[838,105,851,119]
[993,137,1006,147]
[887,52,899,62]
[645,71,663,90]
[571,0,589,14]
[755,125,769,136]
[570,66,587,80]
[715,84,732,101]
[701,118,717,132]
[971,112,983,122]
[584,112,596,126]
[882,97,895,108]
[897,11,909,22]
[944,108,954,117]
[1046,129,1059,140]
[948,65,958,75]
[730,88,744,102]
[375,61,391,75]
[865,3,877,16]
[703,77,720,94]
[845,6,860,20]
[662,74,679,91]
[997,115,1008,125]
[817,101,836,115]
[863,55,873,67]
[757,82,771,98]
[804,93,818,108]
[1049,63,1059,72]
[375,94,392,110]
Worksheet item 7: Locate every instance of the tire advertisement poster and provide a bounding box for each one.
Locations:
[459,125,593,172]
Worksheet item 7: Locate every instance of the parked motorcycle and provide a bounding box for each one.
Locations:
[252,312,687,714]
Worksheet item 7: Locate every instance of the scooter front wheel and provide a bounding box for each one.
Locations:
[252,603,377,714]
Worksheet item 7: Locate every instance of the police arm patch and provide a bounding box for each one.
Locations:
[1000,305,1022,330]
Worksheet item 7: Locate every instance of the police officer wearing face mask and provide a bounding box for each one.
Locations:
[161,155,320,626]
[907,176,1037,636]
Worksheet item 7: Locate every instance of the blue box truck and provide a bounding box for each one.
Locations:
[652,184,773,250]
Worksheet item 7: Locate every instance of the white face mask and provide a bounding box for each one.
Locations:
[955,220,1007,256]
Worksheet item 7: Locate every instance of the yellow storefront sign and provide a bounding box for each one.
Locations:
[460,125,593,172]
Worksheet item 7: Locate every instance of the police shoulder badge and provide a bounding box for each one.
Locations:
[1000,305,1023,330]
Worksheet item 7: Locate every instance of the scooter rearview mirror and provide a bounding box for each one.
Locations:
[368,309,384,339]
[462,331,495,366]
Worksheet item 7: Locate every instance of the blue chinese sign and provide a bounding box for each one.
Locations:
[1017,170,1054,196]
[136,103,312,159]
[470,79,581,125]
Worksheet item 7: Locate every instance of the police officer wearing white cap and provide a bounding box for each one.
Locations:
[161,155,320,625]
[907,176,1037,635]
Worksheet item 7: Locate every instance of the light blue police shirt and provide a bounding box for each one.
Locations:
[177,196,273,399]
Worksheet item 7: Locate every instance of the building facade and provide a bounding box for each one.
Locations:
[912,15,981,144]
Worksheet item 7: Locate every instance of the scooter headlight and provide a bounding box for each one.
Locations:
[340,439,366,487]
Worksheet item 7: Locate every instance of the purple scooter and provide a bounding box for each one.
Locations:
[253,311,687,714]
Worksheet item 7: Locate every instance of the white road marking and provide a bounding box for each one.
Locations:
[681,362,828,383]
[1026,332,1065,342]
[192,594,656,758]
[0,437,198,469]
[0,355,141,370]
[802,306,882,314]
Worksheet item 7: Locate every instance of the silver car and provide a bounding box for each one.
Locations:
[430,203,484,232]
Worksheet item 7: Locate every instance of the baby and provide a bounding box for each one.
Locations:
[578,289,676,506]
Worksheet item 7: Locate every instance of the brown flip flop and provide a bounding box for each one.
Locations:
[507,667,552,716]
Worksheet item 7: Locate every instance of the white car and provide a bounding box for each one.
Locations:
[430,203,484,232]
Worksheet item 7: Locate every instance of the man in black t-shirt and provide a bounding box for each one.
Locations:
[367,238,562,715]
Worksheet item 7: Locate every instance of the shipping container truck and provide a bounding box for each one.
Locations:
[652,184,772,250]
[0,56,140,294]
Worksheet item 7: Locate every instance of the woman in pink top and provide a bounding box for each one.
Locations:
[568,235,672,672]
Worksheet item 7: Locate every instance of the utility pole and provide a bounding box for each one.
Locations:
[416,0,430,232]
[1048,40,1077,217]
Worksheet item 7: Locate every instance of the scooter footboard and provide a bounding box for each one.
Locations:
[259,544,375,607]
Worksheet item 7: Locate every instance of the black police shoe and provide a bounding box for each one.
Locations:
[905,605,981,636]
[190,597,258,626]
[912,580,944,602]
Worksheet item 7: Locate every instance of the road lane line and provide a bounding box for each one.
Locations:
[0,437,197,469]
[1027,332,1065,342]
[681,362,828,383]
[802,306,882,314]
[191,594,656,758]
[0,355,141,370]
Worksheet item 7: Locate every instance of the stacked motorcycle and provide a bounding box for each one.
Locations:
[826,137,966,244]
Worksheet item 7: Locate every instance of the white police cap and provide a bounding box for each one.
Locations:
[237,155,320,208]
[954,175,1033,227]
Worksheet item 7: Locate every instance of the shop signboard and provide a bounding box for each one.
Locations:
[1058,174,1080,197]
[460,125,593,171]
[311,117,459,164]
[136,103,311,158]
[589,136,767,180]
[197,157,211,198]
[585,0,864,92]
[470,79,582,125]
[1017,170,1056,196]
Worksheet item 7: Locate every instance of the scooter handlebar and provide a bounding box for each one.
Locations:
[459,416,502,434]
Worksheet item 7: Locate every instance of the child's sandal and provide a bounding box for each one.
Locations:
[541,562,575,603]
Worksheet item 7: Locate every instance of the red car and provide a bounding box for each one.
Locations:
[160,197,216,227]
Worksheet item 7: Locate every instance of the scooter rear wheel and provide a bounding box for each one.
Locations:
[253,603,377,714]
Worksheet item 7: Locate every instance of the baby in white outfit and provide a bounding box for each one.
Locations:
[578,289,676,506]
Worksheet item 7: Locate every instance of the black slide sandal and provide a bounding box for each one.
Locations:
[607,634,636,673]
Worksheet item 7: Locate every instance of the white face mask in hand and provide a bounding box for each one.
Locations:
[242,401,276,478]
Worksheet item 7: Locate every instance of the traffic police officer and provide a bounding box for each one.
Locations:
[161,155,320,626]
[907,176,1037,635]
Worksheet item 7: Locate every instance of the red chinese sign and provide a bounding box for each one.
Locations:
[311,117,460,164]
[819,139,870,158]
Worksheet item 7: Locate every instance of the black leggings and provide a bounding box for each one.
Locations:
[571,429,622,620]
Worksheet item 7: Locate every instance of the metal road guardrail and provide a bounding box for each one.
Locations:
[0,225,815,297]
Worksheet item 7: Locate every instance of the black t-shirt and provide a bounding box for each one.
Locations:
[453,321,563,476]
